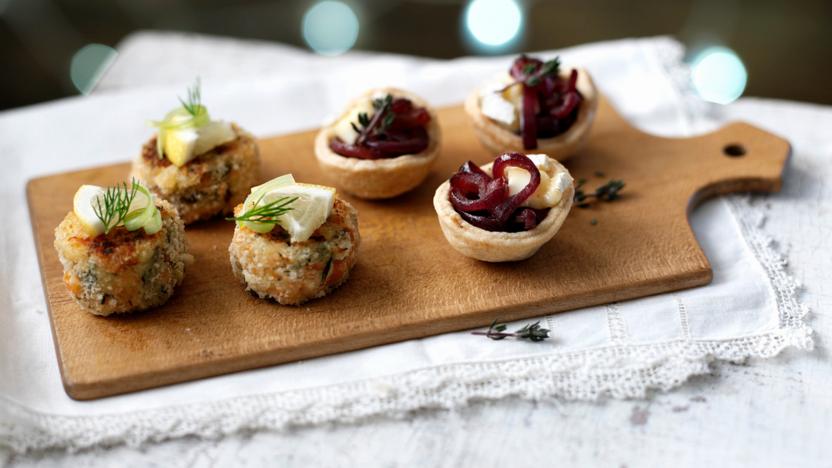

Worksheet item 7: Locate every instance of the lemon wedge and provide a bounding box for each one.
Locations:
[240,180,335,242]
[192,121,236,156]
[269,183,335,242]
[161,119,236,167]
[72,182,161,236]
[73,184,107,236]
[238,174,299,234]
[249,174,296,201]
[162,128,199,167]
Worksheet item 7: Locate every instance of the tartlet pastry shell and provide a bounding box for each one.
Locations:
[432,159,574,262]
[464,68,598,162]
[314,87,441,199]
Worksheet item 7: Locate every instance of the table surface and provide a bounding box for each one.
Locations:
[2,35,830,467]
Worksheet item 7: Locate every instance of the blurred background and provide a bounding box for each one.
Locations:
[1,0,830,111]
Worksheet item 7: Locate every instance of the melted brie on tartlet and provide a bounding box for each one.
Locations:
[433,153,574,262]
[465,55,598,162]
[314,87,441,199]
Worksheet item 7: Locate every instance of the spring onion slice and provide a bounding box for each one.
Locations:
[122,185,153,230]
[238,174,297,232]
[143,207,163,235]
[150,106,211,158]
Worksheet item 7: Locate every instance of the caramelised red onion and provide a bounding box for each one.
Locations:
[449,153,547,232]
[521,85,539,149]
[507,55,583,149]
[330,97,431,159]
[364,127,429,154]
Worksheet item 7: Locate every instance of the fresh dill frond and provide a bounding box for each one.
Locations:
[92,179,140,234]
[178,78,204,117]
[150,78,209,158]
[228,196,297,224]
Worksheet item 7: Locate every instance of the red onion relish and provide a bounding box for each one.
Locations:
[329,97,431,159]
[508,55,583,150]
[448,153,549,232]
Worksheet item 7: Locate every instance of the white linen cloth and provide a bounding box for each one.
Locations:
[0,34,812,453]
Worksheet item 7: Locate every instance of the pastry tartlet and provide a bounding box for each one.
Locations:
[54,181,190,316]
[465,55,598,161]
[228,175,360,305]
[433,153,574,262]
[131,81,260,224]
[314,87,441,199]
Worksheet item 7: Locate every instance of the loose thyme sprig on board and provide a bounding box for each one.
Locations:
[352,94,395,145]
[228,196,297,223]
[574,179,626,208]
[92,179,140,234]
[472,319,551,342]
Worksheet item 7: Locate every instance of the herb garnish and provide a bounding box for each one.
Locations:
[93,179,140,234]
[352,94,395,145]
[502,56,561,91]
[150,78,209,158]
[525,57,560,86]
[178,78,205,118]
[472,319,551,342]
[574,179,625,208]
[227,195,297,224]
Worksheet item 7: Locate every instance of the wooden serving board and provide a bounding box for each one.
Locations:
[27,98,790,400]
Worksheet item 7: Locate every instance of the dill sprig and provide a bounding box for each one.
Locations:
[472,319,551,342]
[150,78,209,158]
[178,78,204,117]
[352,94,395,145]
[228,195,297,224]
[93,179,140,234]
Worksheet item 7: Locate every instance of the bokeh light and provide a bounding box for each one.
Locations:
[464,0,523,49]
[302,1,359,56]
[691,46,747,105]
[70,44,118,95]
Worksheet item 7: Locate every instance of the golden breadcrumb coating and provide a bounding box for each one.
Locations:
[228,198,360,305]
[53,199,191,316]
[131,124,260,224]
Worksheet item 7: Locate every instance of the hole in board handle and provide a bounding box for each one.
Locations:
[723,143,746,157]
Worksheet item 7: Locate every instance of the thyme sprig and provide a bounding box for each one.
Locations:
[525,57,560,86]
[472,319,551,342]
[574,179,625,208]
[227,195,297,224]
[93,179,140,234]
[500,56,561,92]
[352,94,395,145]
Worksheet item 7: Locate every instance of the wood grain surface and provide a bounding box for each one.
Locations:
[26,98,790,400]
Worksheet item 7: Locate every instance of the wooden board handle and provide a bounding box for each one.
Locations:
[677,121,791,207]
